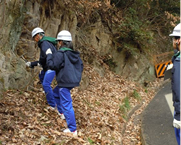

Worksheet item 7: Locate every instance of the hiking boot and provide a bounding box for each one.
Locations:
[58,112,65,120]
[63,128,77,136]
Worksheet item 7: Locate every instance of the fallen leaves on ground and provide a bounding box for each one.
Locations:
[0,64,164,145]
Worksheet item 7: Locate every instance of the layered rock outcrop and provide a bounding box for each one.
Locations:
[0,0,155,91]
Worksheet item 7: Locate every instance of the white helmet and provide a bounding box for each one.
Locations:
[169,23,181,37]
[56,30,72,41]
[32,27,44,38]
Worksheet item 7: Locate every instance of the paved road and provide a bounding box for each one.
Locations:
[141,81,178,145]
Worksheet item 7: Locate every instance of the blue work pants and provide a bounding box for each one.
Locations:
[53,85,63,114]
[174,128,180,145]
[59,87,76,132]
[173,111,180,145]
[40,70,56,108]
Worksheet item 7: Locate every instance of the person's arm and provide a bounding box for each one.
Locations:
[26,61,39,68]
[80,58,84,73]
[46,49,64,71]
[31,61,39,67]
[41,41,56,56]
[39,41,53,68]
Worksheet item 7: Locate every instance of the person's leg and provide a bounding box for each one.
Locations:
[174,128,180,145]
[42,70,56,108]
[39,70,45,84]
[174,111,180,145]
[53,85,63,113]
[59,87,76,132]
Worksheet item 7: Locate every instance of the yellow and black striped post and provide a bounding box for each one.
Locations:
[155,60,172,78]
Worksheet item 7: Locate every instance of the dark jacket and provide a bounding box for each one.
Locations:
[46,47,83,88]
[31,36,57,71]
[171,51,180,121]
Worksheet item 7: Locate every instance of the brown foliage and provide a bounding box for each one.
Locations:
[0,62,163,144]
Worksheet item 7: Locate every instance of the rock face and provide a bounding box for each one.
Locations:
[0,0,155,91]
[0,0,31,91]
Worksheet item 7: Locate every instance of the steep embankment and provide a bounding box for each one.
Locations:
[0,63,163,144]
[0,0,178,144]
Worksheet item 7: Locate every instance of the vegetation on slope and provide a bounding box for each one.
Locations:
[0,63,163,144]
[0,0,179,144]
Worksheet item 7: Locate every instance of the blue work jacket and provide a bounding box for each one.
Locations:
[171,51,180,121]
[46,47,83,88]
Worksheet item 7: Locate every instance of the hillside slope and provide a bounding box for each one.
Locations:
[0,63,163,145]
[0,0,177,144]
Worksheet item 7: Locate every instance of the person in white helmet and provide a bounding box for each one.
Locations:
[26,27,65,119]
[169,23,180,145]
[45,30,83,136]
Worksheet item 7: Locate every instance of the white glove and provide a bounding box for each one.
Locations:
[37,63,41,67]
[166,64,173,70]
[173,119,180,129]
[46,48,52,55]
[26,62,31,67]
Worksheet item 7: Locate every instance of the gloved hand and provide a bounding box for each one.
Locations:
[46,48,52,55]
[173,119,180,129]
[26,62,32,67]
[166,64,173,70]
[37,63,41,67]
